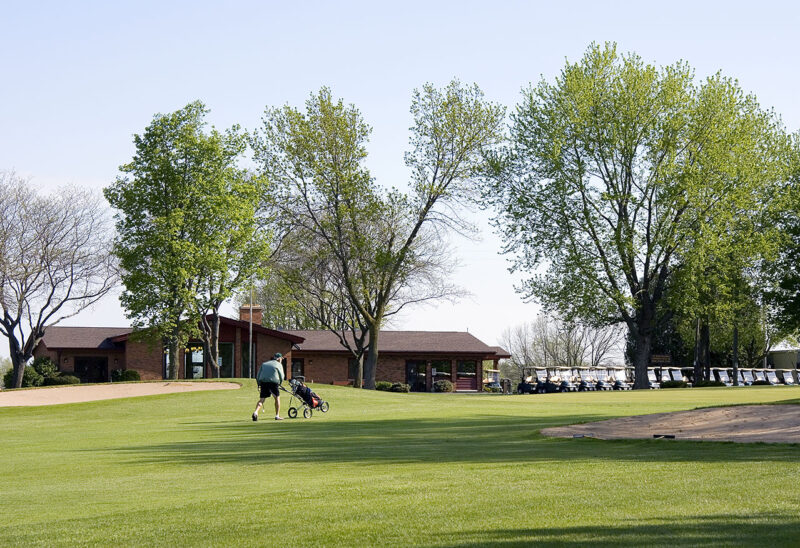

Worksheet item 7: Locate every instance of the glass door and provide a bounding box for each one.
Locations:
[218,343,234,377]
[185,344,205,379]
[406,360,427,392]
[292,358,304,379]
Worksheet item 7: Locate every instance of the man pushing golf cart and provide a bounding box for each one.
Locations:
[253,353,286,421]
[252,353,330,421]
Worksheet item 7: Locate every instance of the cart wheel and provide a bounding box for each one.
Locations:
[288,407,298,419]
[319,401,329,413]
[303,407,312,419]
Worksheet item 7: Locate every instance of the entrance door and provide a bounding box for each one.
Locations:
[75,357,109,383]
[406,360,427,392]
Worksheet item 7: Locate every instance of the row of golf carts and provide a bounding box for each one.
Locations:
[517,367,632,393]
[517,366,799,393]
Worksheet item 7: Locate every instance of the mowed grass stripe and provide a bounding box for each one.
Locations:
[1,382,799,546]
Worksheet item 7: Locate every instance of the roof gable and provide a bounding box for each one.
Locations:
[40,327,133,350]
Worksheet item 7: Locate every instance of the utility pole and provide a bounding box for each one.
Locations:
[249,275,254,378]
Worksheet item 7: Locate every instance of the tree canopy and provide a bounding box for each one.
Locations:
[253,83,504,388]
[483,43,793,387]
[105,101,267,378]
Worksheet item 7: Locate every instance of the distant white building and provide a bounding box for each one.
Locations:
[768,341,800,369]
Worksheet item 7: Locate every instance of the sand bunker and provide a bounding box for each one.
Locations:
[0,381,240,407]
[542,405,800,444]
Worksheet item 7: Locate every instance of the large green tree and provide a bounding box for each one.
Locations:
[253,83,504,388]
[484,43,791,388]
[105,101,266,378]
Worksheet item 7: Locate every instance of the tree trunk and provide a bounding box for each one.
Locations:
[363,326,379,390]
[631,302,655,390]
[732,324,739,386]
[701,322,710,382]
[354,353,363,389]
[210,312,220,378]
[631,331,652,389]
[11,354,25,389]
[168,324,180,380]
[693,317,702,384]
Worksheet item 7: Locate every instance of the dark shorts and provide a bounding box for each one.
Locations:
[259,382,280,398]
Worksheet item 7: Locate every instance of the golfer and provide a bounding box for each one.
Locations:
[252,353,286,421]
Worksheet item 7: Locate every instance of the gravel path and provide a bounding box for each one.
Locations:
[0,381,240,407]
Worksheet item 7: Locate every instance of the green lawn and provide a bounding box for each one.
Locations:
[2,382,800,547]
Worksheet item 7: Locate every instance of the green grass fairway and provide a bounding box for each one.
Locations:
[2,383,800,547]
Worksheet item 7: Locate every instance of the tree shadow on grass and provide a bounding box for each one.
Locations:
[110,413,800,466]
[432,513,800,547]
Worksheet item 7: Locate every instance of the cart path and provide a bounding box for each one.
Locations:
[0,381,241,407]
[541,404,800,444]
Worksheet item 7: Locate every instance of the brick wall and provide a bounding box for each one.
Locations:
[32,346,58,364]
[255,332,294,378]
[126,338,164,380]
[293,352,486,390]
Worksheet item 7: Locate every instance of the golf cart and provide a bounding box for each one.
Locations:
[670,368,689,386]
[517,372,536,394]
[557,368,578,392]
[764,370,780,385]
[646,369,661,389]
[576,368,596,391]
[715,369,734,386]
[611,368,631,390]
[594,369,613,391]
[535,369,561,393]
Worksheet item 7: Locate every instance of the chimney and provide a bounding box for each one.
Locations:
[239,304,263,326]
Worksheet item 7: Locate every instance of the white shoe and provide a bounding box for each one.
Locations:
[252,412,258,422]
[275,416,284,421]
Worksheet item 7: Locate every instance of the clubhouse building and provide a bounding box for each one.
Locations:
[32,306,509,392]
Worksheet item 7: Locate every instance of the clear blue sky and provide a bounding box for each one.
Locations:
[2,1,799,354]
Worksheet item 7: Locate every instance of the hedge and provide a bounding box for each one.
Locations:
[660,380,689,389]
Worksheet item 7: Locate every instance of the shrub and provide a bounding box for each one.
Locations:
[751,380,772,386]
[483,384,501,393]
[32,356,59,379]
[43,374,81,386]
[3,366,44,388]
[122,370,141,381]
[389,382,410,393]
[660,380,688,389]
[694,380,726,388]
[375,381,393,391]
[433,379,454,393]
[112,369,141,382]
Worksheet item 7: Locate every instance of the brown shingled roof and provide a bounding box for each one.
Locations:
[283,330,505,357]
[489,345,512,359]
[40,327,133,350]
[39,316,305,350]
